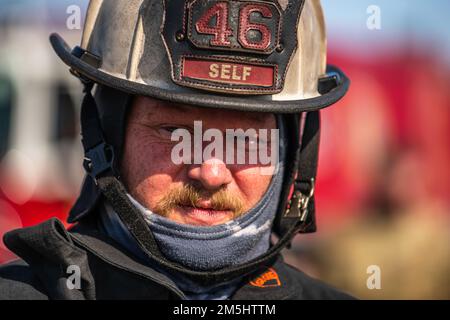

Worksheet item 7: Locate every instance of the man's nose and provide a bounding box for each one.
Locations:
[187,158,233,190]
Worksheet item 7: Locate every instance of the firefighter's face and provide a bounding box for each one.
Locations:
[121,96,277,226]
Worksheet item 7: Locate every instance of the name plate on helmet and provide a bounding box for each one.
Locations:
[162,0,305,95]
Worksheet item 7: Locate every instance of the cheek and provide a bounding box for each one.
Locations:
[121,127,181,207]
[232,166,274,207]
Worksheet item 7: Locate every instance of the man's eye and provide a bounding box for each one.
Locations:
[247,139,258,151]
[157,126,193,140]
[161,126,180,134]
[157,126,180,139]
[233,136,259,152]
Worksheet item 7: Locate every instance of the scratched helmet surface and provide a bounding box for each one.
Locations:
[50,0,349,113]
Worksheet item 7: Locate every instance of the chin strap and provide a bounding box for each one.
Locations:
[275,111,319,238]
[79,83,320,285]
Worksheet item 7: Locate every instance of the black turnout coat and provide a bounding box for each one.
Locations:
[0,217,354,300]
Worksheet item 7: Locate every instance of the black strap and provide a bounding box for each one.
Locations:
[80,86,115,180]
[280,111,320,234]
[96,176,166,261]
[80,84,103,151]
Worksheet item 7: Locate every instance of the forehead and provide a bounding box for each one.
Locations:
[131,96,276,127]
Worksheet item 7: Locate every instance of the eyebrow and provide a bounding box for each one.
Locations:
[143,100,190,118]
[141,98,274,125]
[246,113,274,124]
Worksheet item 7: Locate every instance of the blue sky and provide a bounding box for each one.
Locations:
[322,0,450,64]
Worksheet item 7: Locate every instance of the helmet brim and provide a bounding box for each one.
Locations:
[50,33,349,114]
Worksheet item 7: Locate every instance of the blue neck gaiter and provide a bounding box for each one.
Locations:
[99,116,287,299]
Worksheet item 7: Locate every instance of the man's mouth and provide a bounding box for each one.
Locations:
[176,201,234,226]
[192,200,221,210]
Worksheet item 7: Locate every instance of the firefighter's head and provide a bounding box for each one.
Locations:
[50,0,349,277]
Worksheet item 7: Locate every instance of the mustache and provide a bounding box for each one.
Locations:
[153,185,245,218]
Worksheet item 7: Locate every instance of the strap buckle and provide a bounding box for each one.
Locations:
[284,178,315,222]
[83,142,114,181]
[70,46,102,86]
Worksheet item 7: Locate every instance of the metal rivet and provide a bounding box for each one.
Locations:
[176,31,185,42]
[276,44,284,53]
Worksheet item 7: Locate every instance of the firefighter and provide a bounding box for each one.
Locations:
[0,0,352,300]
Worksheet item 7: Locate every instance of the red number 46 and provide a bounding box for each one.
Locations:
[195,1,275,51]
